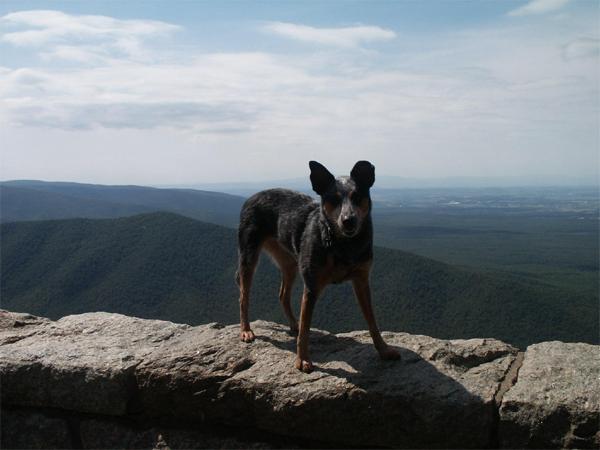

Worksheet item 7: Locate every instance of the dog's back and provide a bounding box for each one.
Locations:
[238,188,317,258]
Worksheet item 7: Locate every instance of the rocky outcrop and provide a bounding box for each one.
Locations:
[499,342,599,448]
[0,310,598,449]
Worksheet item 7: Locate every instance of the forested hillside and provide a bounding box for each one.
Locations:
[2,213,596,348]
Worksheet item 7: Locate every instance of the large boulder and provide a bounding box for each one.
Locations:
[499,341,600,448]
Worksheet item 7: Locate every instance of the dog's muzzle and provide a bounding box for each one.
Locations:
[341,216,358,236]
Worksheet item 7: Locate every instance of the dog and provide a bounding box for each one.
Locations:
[236,160,401,373]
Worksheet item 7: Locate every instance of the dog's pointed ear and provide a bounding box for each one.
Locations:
[350,160,375,190]
[309,161,335,195]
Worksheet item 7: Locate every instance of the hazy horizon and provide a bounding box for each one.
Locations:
[1,0,598,184]
[2,172,598,191]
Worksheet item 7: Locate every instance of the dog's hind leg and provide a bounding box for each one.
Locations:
[263,238,299,334]
[237,227,263,343]
[279,267,298,334]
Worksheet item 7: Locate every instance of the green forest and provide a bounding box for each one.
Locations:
[2,212,597,349]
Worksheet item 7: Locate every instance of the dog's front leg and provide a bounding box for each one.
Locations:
[295,286,321,373]
[352,273,401,361]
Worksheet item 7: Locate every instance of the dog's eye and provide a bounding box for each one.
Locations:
[350,192,362,205]
[325,193,342,206]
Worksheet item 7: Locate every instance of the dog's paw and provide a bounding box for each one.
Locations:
[288,323,299,336]
[240,330,256,343]
[294,357,314,373]
[378,346,401,361]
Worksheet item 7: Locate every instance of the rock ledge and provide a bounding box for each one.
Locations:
[0,310,597,449]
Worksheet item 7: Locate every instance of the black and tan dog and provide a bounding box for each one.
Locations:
[236,160,400,373]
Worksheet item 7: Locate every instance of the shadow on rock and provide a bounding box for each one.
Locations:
[255,324,502,448]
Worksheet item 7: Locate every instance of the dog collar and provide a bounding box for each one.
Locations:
[320,216,334,248]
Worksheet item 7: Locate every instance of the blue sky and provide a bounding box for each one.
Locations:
[0,0,598,184]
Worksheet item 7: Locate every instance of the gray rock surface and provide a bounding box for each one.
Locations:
[3,310,596,448]
[499,341,600,449]
[0,310,190,415]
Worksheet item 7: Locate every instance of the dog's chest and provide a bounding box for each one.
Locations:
[325,254,362,284]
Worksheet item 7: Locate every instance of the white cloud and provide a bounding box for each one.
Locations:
[563,37,600,60]
[0,10,595,138]
[262,22,396,48]
[0,52,312,132]
[508,0,571,17]
[0,10,179,61]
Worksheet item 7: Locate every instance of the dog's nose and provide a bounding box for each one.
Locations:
[342,215,357,230]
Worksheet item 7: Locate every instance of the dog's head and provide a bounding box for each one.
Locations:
[309,160,375,238]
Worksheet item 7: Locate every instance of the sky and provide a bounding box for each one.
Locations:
[0,0,598,185]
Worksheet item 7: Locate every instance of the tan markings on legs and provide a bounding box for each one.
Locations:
[238,246,261,343]
[351,264,401,361]
[263,238,298,332]
[295,272,329,373]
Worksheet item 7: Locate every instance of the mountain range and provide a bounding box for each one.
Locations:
[0,180,244,226]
